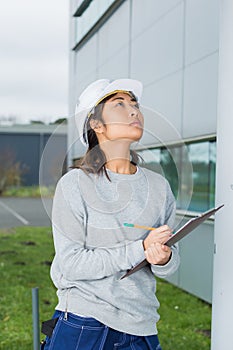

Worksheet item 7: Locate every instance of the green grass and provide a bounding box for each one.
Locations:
[157,280,211,349]
[0,227,211,349]
[2,185,55,198]
[0,227,56,349]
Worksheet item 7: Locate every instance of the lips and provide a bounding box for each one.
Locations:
[129,121,142,128]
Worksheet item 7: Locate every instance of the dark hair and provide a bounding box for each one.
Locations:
[71,92,142,181]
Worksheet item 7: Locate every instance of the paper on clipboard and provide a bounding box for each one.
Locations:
[120,204,224,280]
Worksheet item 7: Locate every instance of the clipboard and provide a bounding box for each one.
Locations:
[120,204,224,280]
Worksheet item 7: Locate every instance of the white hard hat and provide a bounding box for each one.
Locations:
[75,78,143,145]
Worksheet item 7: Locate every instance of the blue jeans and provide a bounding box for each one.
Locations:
[41,311,162,350]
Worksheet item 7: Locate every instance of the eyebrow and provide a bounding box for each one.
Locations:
[110,96,136,102]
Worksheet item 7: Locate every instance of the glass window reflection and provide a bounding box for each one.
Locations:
[160,147,180,201]
[188,142,209,212]
[138,148,163,175]
[209,141,216,208]
[138,147,180,201]
[75,0,116,44]
[138,140,216,213]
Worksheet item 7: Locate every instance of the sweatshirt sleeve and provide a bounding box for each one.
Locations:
[150,244,180,278]
[150,179,180,278]
[51,176,145,281]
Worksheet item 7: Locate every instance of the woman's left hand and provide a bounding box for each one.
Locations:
[144,242,171,265]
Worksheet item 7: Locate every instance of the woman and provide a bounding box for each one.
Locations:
[41,78,180,350]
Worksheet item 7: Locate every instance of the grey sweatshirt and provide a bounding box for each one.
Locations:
[50,166,180,336]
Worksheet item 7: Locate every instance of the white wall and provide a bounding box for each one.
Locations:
[211,0,233,347]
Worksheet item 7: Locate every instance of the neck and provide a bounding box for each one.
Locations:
[100,140,136,174]
[105,159,137,175]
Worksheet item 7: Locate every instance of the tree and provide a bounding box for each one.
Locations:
[30,120,45,124]
[0,148,28,195]
[50,117,67,125]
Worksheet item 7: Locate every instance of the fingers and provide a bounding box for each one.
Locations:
[143,225,173,250]
[150,225,172,238]
[151,232,172,245]
[152,225,172,234]
[145,242,171,265]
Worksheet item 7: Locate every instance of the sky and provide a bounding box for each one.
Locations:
[0,0,69,124]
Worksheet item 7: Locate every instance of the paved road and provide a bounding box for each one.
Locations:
[0,197,53,228]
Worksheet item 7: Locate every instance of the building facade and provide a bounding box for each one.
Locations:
[0,124,67,187]
[68,0,220,303]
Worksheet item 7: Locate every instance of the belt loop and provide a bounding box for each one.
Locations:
[100,326,109,350]
[64,288,71,320]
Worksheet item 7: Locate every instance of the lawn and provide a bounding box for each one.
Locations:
[2,185,55,198]
[0,227,56,349]
[0,227,211,349]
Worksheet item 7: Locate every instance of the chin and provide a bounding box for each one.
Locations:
[131,130,144,141]
[109,130,143,143]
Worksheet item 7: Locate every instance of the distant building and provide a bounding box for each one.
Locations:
[0,124,67,187]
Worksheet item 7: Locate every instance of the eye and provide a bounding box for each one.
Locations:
[116,101,124,107]
[131,102,140,109]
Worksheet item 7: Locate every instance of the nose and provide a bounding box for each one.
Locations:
[129,111,136,117]
[128,105,138,118]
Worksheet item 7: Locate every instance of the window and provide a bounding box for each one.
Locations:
[75,0,115,44]
[209,141,216,208]
[138,148,162,175]
[160,147,180,201]
[137,139,216,213]
[188,142,209,211]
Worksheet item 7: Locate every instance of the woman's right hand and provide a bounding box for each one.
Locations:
[143,225,173,251]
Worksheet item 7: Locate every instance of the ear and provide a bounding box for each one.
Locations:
[89,119,104,134]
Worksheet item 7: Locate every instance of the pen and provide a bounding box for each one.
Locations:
[123,223,156,231]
